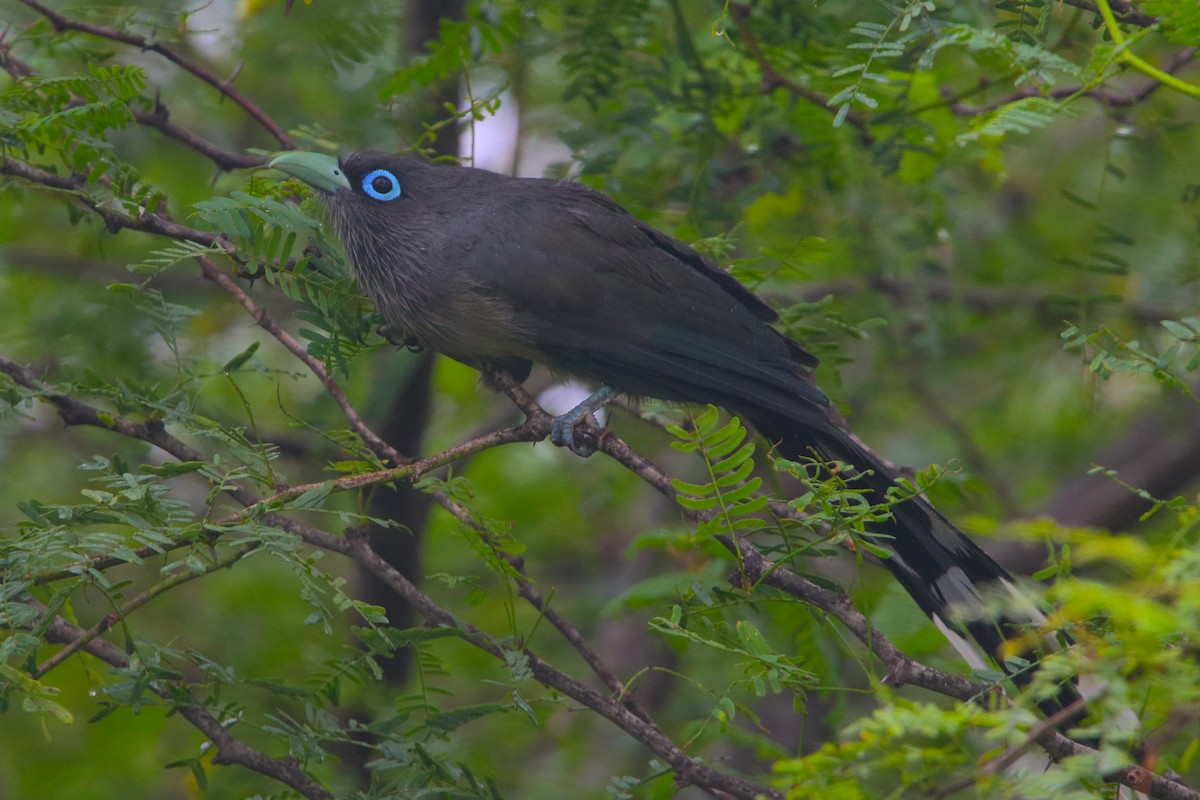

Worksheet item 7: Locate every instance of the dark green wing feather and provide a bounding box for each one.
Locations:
[456,179,829,424]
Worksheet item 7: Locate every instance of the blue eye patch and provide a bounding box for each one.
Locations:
[361,169,401,201]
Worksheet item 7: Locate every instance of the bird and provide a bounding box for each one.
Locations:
[269,149,1072,712]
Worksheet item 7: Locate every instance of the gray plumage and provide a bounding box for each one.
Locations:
[274,149,1078,719]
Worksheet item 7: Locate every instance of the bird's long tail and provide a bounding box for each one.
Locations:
[750,412,1081,719]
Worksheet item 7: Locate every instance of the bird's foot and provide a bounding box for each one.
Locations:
[550,412,603,457]
[549,384,617,458]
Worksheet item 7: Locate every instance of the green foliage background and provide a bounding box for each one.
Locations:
[2,0,1200,798]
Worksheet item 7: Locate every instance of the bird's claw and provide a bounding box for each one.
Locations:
[550,413,599,458]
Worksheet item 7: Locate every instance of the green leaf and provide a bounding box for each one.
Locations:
[1162,319,1198,341]
[426,703,510,733]
[292,481,333,509]
[140,461,207,477]
[222,341,261,372]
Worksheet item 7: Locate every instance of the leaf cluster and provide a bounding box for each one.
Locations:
[1,1,1200,799]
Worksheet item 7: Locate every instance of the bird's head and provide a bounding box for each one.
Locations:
[267,150,537,365]
[267,149,507,238]
[268,150,417,218]
[268,150,449,281]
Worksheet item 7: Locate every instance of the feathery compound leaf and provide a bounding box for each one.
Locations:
[1143,0,1200,45]
[560,0,653,109]
[127,241,228,276]
[924,24,1081,84]
[669,408,768,537]
[425,702,511,733]
[828,4,934,127]
[956,96,1079,144]
[994,0,1049,45]
[647,614,816,693]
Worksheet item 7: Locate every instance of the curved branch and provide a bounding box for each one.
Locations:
[1060,0,1157,27]
[194,254,405,463]
[337,532,781,800]
[944,48,1200,115]
[34,541,258,678]
[516,387,1196,800]
[132,100,267,171]
[38,611,333,800]
[727,2,871,139]
[11,357,1190,800]
[0,156,402,463]
[0,42,265,171]
[1095,0,1200,99]
[17,0,295,147]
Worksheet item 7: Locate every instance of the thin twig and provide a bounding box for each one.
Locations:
[905,371,1024,516]
[0,157,402,464]
[0,43,265,171]
[944,48,1200,115]
[1060,0,1157,29]
[0,38,33,78]
[36,609,334,800]
[1095,0,1200,99]
[194,255,405,462]
[33,541,258,677]
[340,367,658,720]
[17,0,295,146]
[133,100,266,170]
[929,698,1091,799]
[727,2,871,139]
[338,531,781,800]
[9,349,1193,799]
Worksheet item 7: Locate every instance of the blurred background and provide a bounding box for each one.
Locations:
[2,0,1199,797]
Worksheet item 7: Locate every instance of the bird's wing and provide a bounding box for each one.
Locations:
[454,182,829,425]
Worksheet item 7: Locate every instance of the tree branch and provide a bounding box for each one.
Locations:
[133,97,268,170]
[337,531,782,800]
[943,48,1199,116]
[33,541,258,678]
[507,383,1196,800]
[1059,0,1157,27]
[14,352,1194,799]
[16,0,294,147]
[0,156,408,466]
[193,254,406,463]
[727,2,871,139]
[0,41,266,171]
[37,610,334,800]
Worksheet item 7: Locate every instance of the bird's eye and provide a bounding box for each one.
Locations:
[361,169,401,201]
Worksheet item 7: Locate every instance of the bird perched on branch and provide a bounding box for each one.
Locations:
[270,150,1072,712]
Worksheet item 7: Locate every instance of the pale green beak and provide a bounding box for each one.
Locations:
[268,151,351,193]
